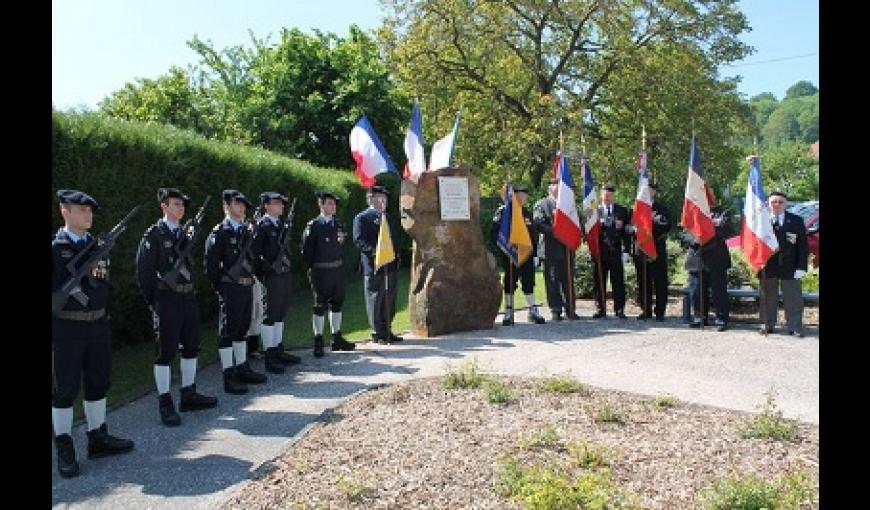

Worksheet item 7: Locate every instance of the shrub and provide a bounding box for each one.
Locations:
[538,373,584,394]
[443,359,485,389]
[519,426,560,449]
[53,111,374,345]
[592,401,626,425]
[697,470,818,509]
[484,379,513,404]
[739,389,799,442]
[567,440,612,469]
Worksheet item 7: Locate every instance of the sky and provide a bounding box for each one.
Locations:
[52,0,819,111]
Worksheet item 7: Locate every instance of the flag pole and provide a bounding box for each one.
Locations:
[641,124,648,319]
[560,129,576,319]
[750,144,769,337]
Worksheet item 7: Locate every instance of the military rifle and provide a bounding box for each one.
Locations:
[160,196,211,287]
[223,218,257,282]
[270,197,297,274]
[51,204,142,315]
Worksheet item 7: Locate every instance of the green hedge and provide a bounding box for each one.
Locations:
[52,111,395,345]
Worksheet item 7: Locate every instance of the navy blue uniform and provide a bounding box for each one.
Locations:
[594,203,631,315]
[353,207,399,339]
[205,219,255,348]
[252,215,293,324]
[491,204,537,294]
[633,201,672,319]
[301,216,348,314]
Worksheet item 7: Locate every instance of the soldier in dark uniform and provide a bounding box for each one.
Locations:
[533,179,576,321]
[592,184,631,319]
[204,190,268,394]
[492,184,545,326]
[758,190,809,336]
[688,205,734,331]
[251,192,301,373]
[353,186,404,343]
[135,188,217,427]
[630,183,672,321]
[52,190,134,478]
[301,191,356,357]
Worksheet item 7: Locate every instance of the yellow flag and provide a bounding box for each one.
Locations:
[509,192,532,266]
[374,212,396,270]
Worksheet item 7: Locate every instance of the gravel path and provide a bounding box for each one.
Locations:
[51,298,819,509]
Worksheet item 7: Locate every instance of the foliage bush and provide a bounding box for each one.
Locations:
[52,111,374,345]
[443,358,485,389]
[697,470,818,509]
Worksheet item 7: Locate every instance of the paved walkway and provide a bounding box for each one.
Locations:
[51,306,818,509]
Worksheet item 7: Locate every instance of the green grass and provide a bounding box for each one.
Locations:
[484,378,514,404]
[697,470,818,509]
[649,394,678,411]
[538,373,584,394]
[567,440,612,469]
[739,389,799,442]
[443,358,486,389]
[497,269,548,312]
[519,426,560,449]
[70,269,412,422]
[592,401,626,425]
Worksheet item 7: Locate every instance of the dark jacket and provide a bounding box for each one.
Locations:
[52,228,111,313]
[251,215,291,278]
[597,202,631,258]
[136,219,194,306]
[353,207,399,275]
[533,196,567,260]
[684,208,733,273]
[761,210,808,279]
[300,215,348,268]
[632,200,672,262]
[204,218,255,288]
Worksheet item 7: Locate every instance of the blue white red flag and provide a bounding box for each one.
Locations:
[632,150,657,260]
[403,100,426,182]
[680,135,716,244]
[349,116,398,187]
[580,156,601,258]
[429,113,460,171]
[740,156,779,271]
[551,151,582,251]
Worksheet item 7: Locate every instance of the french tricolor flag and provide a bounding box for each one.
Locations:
[740,156,779,271]
[632,150,657,260]
[403,100,426,182]
[349,116,398,187]
[429,113,460,171]
[552,151,582,251]
[580,156,601,258]
[680,135,716,245]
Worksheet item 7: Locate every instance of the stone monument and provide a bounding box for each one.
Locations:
[400,166,501,337]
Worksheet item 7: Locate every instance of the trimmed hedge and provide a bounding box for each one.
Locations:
[52,111,393,345]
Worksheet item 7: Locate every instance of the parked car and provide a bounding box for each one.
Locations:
[726,201,819,268]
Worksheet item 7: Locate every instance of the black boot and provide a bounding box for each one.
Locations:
[552,310,563,321]
[275,342,301,365]
[236,361,268,384]
[86,423,134,459]
[314,335,324,357]
[54,434,80,478]
[246,335,263,359]
[179,384,217,411]
[265,347,286,374]
[331,331,356,351]
[158,393,181,427]
[223,367,248,394]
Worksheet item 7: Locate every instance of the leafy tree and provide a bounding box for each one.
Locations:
[748,92,778,134]
[784,80,818,100]
[378,0,753,197]
[733,141,818,202]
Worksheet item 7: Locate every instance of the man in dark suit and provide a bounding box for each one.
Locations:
[631,182,672,321]
[353,185,403,344]
[592,184,631,319]
[533,179,576,320]
[758,191,809,336]
[688,206,734,331]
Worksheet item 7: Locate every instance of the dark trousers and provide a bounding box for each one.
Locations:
[636,257,669,318]
[543,255,572,312]
[153,290,201,364]
[364,269,398,338]
[759,277,803,331]
[263,271,292,324]
[592,253,626,313]
[501,255,536,295]
[689,269,729,321]
[52,318,111,408]
[309,267,345,315]
[218,283,253,348]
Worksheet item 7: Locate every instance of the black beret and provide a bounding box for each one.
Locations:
[600,184,615,192]
[260,191,288,205]
[367,185,389,196]
[222,189,252,208]
[157,187,191,207]
[316,190,340,203]
[512,183,529,193]
[648,182,658,190]
[769,191,788,200]
[57,189,98,210]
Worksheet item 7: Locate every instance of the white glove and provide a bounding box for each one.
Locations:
[622,252,630,264]
[794,269,806,279]
[624,225,636,234]
[533,256,540,267]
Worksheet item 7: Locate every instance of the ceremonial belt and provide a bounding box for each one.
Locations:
[312,260,343,269]
[157,282,195,293]
[55,309,106,322]
[220,276,254,286]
